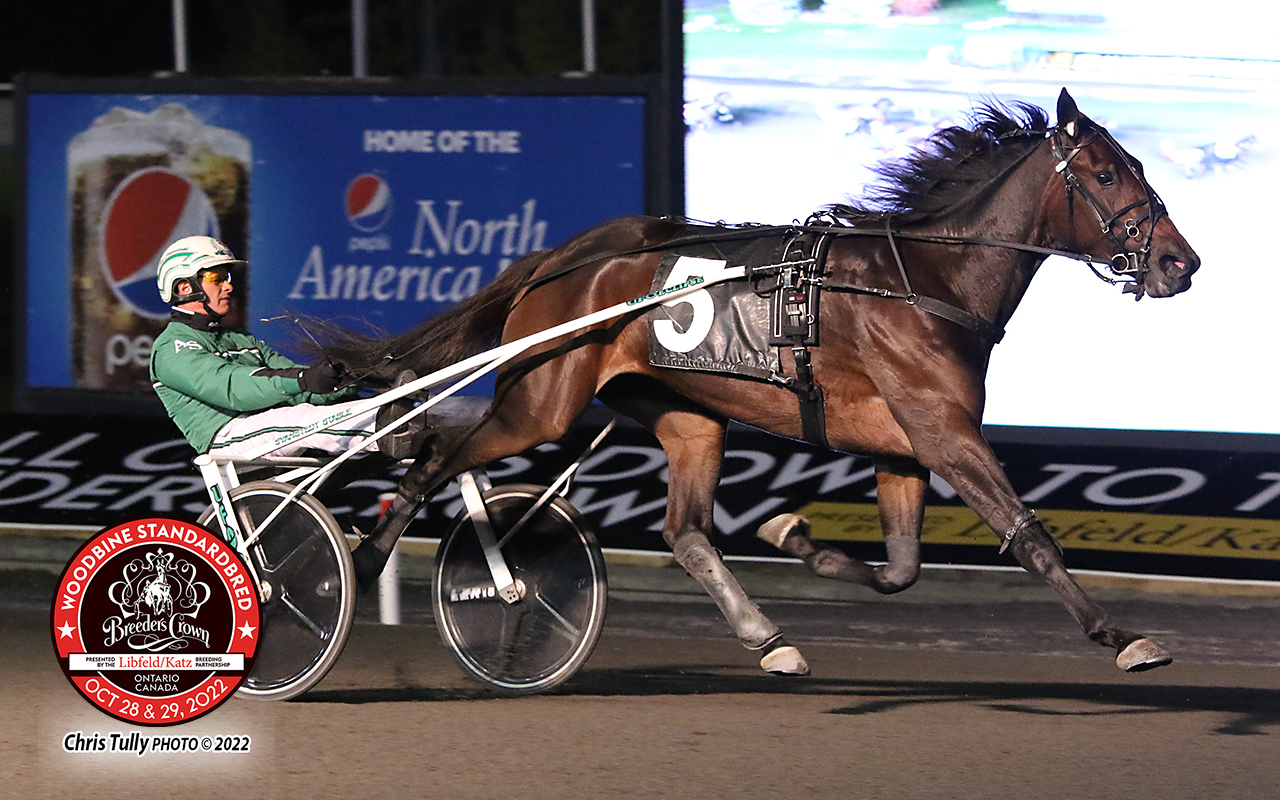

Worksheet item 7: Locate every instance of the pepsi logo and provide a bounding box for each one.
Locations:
[345,173,393,232]
[100,168,220,320]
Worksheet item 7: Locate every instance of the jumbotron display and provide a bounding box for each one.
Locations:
[684,0,1279,436]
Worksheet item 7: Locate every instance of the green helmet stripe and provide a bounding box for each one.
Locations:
[156,236,245,304]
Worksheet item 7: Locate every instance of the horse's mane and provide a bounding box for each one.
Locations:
[827,100,1052,225]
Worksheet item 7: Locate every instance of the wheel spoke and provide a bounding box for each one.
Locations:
[279,592,330,641]
[534,589,582,638]
[493,605,529,673]
[267,536,327,584]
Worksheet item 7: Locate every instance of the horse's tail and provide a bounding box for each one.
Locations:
[308,250,548,385]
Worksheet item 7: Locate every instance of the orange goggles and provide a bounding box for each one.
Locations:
[201,269,233,286]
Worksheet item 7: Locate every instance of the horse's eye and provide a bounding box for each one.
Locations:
[1096,171,1116,187]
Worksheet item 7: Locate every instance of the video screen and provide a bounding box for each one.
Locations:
[684,0,1280,436]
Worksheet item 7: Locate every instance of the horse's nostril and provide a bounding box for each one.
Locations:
[1161,254,1197,276]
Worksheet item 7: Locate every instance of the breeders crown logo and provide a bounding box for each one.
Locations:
[101,167,221,320]
[105,550,211,651]
[53,519,258,725]
[345,173,393,232]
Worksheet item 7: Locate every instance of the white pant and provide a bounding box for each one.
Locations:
[208,400,379,458]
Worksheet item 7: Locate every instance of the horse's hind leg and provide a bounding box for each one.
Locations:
[353,361,598,589]
[662,413,810,675]
[758,457,926,595]
[601,378,808,676]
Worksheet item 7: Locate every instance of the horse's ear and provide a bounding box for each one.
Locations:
[1057,88,1080,139]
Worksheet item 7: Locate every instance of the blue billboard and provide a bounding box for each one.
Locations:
[21,86,647,395]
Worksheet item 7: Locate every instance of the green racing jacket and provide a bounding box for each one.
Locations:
[150,312,352,453]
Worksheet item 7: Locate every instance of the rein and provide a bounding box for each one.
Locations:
[507,205,1132,345]
[506,213,1120,345]
[512,225,791,301]
[508,123,1159,344]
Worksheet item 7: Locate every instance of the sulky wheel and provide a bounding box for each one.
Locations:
[432,483,607,695]
[199,481,355,701]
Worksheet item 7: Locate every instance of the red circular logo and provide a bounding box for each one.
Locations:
[99,168,221,319]
[52,518,259,725]
[345,173,393,232]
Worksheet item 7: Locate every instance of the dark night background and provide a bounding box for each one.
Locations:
[0,0,666,411]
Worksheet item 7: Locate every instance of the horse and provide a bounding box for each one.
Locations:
[141,565,173,617]
[321,88,1199,676]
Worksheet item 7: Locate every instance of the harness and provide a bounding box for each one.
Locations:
[818,217,1007,343]
[386,121,1166,447]
[761,229,830,447]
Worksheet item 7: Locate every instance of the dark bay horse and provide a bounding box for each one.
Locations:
[326,89,1199,676]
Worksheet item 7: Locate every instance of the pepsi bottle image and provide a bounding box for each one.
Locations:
[67,104,250,390]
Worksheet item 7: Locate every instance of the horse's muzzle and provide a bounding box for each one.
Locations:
[1145,251,1200,297]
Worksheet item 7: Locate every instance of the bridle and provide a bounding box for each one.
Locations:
[1047,122,1168,294]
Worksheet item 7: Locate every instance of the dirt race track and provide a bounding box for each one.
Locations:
[5,562,1280,800]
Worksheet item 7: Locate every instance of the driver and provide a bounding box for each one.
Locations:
[149,235,427,459]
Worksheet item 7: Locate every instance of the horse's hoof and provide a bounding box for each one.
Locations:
[760,645,810,676]
[756,514,808,549]
[1117,638,1173,672]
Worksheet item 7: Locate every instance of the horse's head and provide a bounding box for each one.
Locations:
[1049,88,1199,299]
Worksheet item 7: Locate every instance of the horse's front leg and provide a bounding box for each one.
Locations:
[905,402,1171,672]
[1005,515,1171,670]
[758,456,927,595]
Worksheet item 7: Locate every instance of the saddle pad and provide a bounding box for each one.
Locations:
[646,232,782,382]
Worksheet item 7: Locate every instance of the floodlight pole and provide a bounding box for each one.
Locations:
[581,0,597,74]
[352,0,369,77]
[172,0,189,73]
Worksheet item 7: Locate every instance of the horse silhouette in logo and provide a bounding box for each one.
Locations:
[109,549,209,622]
[140,552,175,616]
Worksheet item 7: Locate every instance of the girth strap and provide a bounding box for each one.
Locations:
[770,230,831,449]
[790,345,828,449]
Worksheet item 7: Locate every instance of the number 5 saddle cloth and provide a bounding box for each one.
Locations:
[646,223,828,386]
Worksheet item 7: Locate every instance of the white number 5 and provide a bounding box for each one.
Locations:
[652,256,727,353]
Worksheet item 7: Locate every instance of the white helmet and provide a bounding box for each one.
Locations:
[156,236,246,305]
